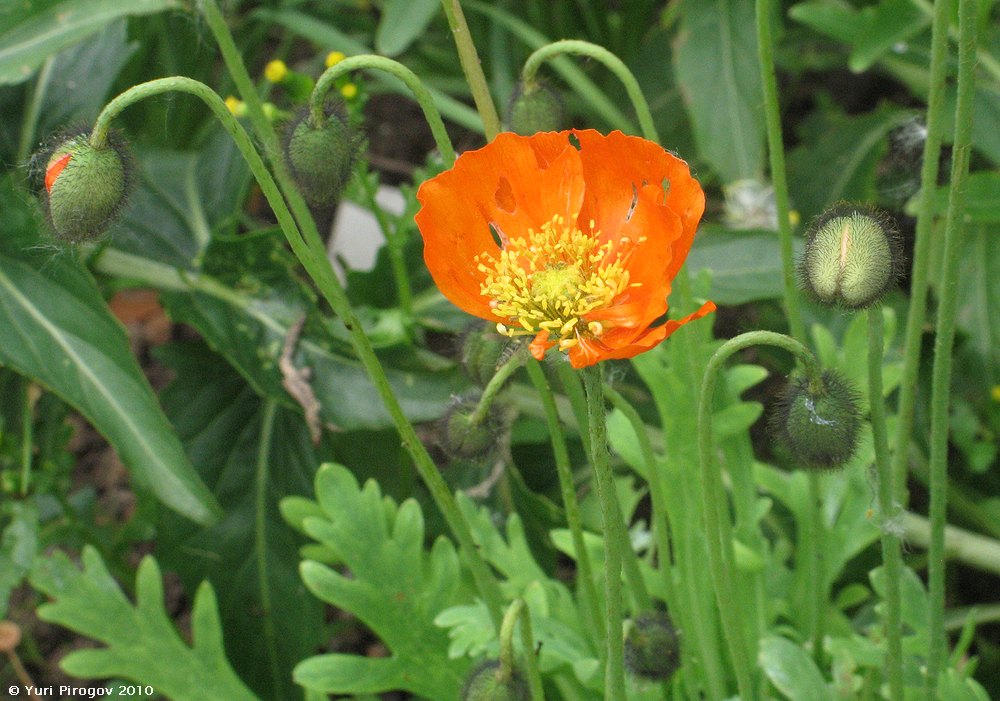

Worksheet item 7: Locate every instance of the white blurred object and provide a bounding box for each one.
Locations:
[723,179,778,230]
[327,185,406,281]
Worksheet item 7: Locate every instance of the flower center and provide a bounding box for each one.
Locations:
[475,215,639,351]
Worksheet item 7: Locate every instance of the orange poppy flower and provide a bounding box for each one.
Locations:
[415,129,715,369]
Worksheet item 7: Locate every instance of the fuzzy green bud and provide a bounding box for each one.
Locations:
[461,323,517,386]
[624,610,681,681]
[799,205,902,310]
[461,660,530,701]
[439,395,500,462]
[773,370,862,471]
[507,81,564,135]
[43,134,130,242]
[284,108,361,207]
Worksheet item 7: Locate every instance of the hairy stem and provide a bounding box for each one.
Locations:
[441,0,501,139]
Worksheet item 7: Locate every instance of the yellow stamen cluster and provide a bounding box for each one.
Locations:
[476,216,641,351]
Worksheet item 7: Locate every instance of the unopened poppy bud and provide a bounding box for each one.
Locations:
[507,81,564,135]
[624,610,681,681]
[42,133,131,243]
[461,323,517,386]
[283,107,362,207]
[773,370,862,471]
[461,659,530,701]
[439,395,502,462]
[800,205,902,310]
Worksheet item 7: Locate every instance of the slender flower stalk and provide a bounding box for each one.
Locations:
[582,366,627,701]
[89,74,507,631]
[890,0,953,504]
[699,331,820,701]
[470,348,526,425]
[521,39,659,142]
[311,55,456,166]
[524,360,605,650]
[441,0,502,140]
[499,599,545,701]
[755,0,805,345]
[868,309,904,701]
[927,0,979,691]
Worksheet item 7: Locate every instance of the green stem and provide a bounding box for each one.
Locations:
[19,381,33,496]
[927,0,978,692]
[356,167,414,316]
[602,384,681,622]
[524,360,605,651]
[902,512,1000,578]
[471,349,526,425]
[581,366,626,701]
[907,0,1000,84]
[868,308,904,701]
[311,55,456,166]
[499,599,545,701]
[521,39,659,142]
[889,0,952,506]
[755,0,805,345]
[699,331,818,700]
[441,0,502,140]
[90,74,506,631]
[254,399,283,701]
[808,473,825,662]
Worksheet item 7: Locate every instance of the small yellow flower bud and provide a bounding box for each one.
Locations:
[264,59,288,84]
[325,50,346,68]
[340,82,359,100]
[225,95,246,117]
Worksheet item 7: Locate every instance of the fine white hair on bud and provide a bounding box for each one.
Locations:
[799,204,904,310]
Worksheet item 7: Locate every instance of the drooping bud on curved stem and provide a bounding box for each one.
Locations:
[283,103,362,207]
[506,80,564,135]
[772,370,862,471]
[310,54,455,165]
[521,39,657,142]
[40,131,131,242]
[624,609,681,681]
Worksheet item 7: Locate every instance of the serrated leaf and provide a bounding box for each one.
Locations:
[0,0,179,85]
[292,464,466,698]
[0,178,219,525]
[758,635,834,701]
[30,547,259,700]
[375,0,439,57]
[154,342,325,700]
[674,0,764,182]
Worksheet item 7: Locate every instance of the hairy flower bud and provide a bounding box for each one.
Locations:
[461,323,518,386]
[772,370,862,471]
[507,81,564,135]
[41,132,131,242]
[439,394,503,462]
[461,659,530,701]
[624,610,681,681]
[284,106,362,207]
[799,205,903,310]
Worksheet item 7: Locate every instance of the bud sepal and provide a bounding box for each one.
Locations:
[772,370,863,471]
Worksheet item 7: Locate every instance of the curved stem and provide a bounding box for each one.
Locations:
[311,55,456,166]
[522,39,659,142]
[755,0,805,345]
[441,0,501,140]
[499,599,545,701]
[524,360,605,651]
[254,399,283,701]
[868,309,904,701]
[699,331,818,700]
[889,0,953,506]
[581,366,626,701]
[90,75,505,631]
[471,348,526,425]
[927,0,978,691]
